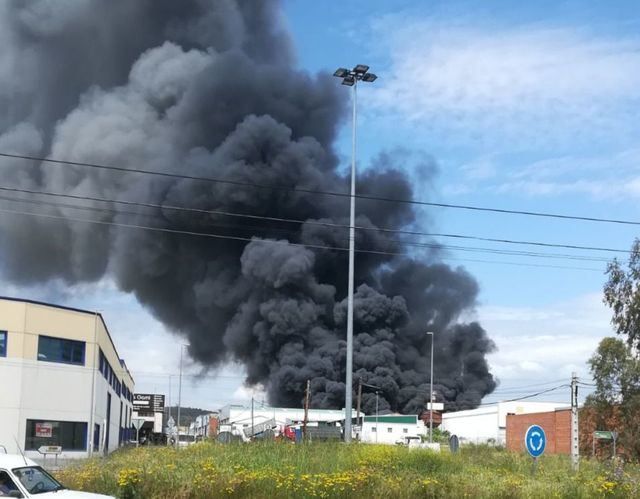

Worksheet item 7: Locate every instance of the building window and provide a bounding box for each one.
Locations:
[25,420,87,451]
[387,428,393,433]
[371,427,376,432]
[37,335,85,365]
[0,330,6,357]
[403,428,408,434]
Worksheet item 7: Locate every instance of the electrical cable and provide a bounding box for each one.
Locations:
[0,191,618,264]
[477,384,570,406]
[0,184,633,255]
[3,151,640,226]
[0,205,607,272]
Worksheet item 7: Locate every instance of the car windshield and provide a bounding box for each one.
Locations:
[12,466,64,495]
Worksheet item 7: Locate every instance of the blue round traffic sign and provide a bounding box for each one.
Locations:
[525,425,546,458]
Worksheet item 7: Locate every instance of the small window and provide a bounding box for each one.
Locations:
[25,419,87,451]
[371,427,377,432]
[38,335,85,365]
[387,428,393,433]
[403,428,408,434]
[0,330,6,357]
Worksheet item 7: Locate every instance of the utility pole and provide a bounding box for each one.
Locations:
[251,397,254,441]
[571,371,579,471]
[176,344,186,450]
[303,380,310,441]
[355,379,362,440]
[426,331,435,443]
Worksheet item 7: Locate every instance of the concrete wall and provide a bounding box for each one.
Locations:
[0,298,134,458]
[441,406,500,444]
[506,409,571,455]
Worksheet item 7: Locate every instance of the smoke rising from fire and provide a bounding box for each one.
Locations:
[0,0,496,413]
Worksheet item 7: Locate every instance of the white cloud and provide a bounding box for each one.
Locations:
[493,148,640,199]
[369,18,640,148]
[480,293,614,402]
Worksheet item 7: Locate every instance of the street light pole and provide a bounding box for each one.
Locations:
[426,332,435,443]
[333,64,377,444]
[375,391,379,444]
[176,344,187,450]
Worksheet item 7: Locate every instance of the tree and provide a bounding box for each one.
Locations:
[584,337,640,460]
[587,337,639,404]
[603,238,640,351]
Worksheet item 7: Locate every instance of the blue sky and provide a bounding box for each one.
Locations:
[5,0,640,408]
[283,0,640,402]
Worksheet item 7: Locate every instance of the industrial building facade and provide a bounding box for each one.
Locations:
[0,297,134,458]
[441,401,569,445]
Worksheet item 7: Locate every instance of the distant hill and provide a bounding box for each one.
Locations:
[165,406,215,427]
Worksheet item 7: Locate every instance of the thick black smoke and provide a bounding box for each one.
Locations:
[0,0,496,413]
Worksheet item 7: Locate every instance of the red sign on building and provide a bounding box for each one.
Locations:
[35,422,53,438]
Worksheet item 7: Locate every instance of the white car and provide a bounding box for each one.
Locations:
[0,453,113,498]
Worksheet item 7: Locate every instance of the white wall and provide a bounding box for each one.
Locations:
[442,401,571,445]
[360,422,424,445]
[0,336,133,458]
[441,406,500,444]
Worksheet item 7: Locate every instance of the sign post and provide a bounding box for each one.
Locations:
[131,418,145,448]
[525,425,546,475]
[37,445,62,467]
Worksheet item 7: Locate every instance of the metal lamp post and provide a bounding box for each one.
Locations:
[176,344,188,450]
[375,390,379,444]
[426,331,435,443]
[333,64,378,443]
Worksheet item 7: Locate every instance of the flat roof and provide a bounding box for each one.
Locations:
[363,415,417,424]
[0,295,133,383]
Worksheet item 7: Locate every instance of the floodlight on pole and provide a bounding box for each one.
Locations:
[333,64,378,443]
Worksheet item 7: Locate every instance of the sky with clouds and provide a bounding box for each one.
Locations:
[4,0,640,409]
[283,0,640,404]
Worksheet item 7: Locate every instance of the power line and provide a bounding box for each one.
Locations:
[478,384,570,406]
[0,190,622,264]
[491,378,568,394]
[0,185,632,255]
[0,205,606,272]
[3,151,640,226]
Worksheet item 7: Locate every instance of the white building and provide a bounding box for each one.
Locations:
[0,297,135,459]
[359,414,426,445]
[218,404,354,431]
[192,413,218,439]
[441,401,569,445]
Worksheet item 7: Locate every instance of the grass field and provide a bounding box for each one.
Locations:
[54,442,640,498]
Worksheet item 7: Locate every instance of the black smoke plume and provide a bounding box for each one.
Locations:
[0,0,496,413]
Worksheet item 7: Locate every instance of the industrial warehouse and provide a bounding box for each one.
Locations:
[0,297,135,459]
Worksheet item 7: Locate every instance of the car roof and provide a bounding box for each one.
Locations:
[0,453,38,470]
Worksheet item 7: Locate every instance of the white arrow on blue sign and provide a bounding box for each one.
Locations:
[525,424,546,458]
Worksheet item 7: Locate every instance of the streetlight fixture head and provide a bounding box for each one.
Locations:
[334,67,349,78]
[341,76,355,86]
[362,73,377,83]
[354,64,369,74]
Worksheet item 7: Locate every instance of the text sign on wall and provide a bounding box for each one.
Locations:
[133,393,165,412]
[35,423,53,438]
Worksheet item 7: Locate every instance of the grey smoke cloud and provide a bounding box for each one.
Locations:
[0,0,496,412]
